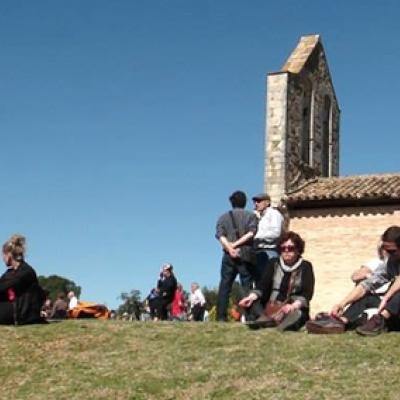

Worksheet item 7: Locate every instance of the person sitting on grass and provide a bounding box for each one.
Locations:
[349,241,391,318]
[49,292,69,319]
[239,231,315,331]
[0,234,45,325]
[306,225,400,335]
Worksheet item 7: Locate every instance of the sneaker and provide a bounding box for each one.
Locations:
[356,314,387,336]
[306,316,345,334]
[246,314,277,330]
[277,309,302,331]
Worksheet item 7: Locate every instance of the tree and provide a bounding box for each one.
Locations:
[203,281,244,311]
[117,289,143,319]
[202,286,218,311]
[203,281,246,320]
[38,275,81,302]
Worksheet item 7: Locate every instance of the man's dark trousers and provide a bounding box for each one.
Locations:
[217,253,254,321]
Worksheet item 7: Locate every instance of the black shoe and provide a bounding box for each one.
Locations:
[246,314,276,330]
[356,314,387,336]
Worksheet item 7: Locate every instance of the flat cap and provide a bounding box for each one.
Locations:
[252,193,271,201]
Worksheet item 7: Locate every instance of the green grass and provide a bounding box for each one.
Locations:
[0,320,399,399]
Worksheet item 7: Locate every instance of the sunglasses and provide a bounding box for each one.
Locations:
[384,248,397,255]
[280,245,296,252]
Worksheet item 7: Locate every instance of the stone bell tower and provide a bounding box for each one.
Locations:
[264,35,340,205]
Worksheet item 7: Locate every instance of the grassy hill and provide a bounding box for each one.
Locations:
[1,320,399,399]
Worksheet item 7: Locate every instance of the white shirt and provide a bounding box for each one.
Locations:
[190,288,206,308]
[69,296,78,310]
[254,207,283,245]
[364,257,389,294]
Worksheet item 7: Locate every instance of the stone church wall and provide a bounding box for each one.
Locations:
[265,39,341,205]
[265,72,288,205]
[289,204,400,314]
[285,44,340,192]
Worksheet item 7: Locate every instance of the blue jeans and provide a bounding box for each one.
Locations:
[217,253,254,321]
[254,248,278,285]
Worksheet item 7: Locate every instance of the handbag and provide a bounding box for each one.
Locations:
[229,211,257,266]
[238,246,257,266]
[265,300,285,320]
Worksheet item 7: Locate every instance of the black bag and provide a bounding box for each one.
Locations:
[229,211,257,266]
[239,246,257,266]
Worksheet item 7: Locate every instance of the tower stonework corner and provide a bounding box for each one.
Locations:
[265,35,340,206]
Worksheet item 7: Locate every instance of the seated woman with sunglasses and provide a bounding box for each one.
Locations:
[239,231,315,331]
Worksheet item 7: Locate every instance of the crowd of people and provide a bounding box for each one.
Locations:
[215,190,313,330]
[143,265,207,322]
[215,189,400,336]
[1,190,400,338]
[40,291,79,320]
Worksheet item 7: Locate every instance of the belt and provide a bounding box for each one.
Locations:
[255,243,277,250]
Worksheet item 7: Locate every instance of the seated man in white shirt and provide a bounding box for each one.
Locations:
[349,243,389,318]
[306,226,400,335]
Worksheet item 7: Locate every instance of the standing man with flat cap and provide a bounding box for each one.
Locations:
[215,191,258,322]
[252,193,284,285]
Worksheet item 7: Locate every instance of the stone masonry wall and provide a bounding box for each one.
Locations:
[286,45,340,191]
[265,73,288,205]
[289,204,400,314]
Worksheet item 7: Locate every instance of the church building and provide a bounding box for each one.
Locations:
[264,35,400,312]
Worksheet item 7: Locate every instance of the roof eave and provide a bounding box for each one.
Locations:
[287,197,400,210]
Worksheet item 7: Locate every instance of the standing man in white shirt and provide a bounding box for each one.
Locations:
[67,291,78,310]
[252,193,284,285]
[189,282,206,321]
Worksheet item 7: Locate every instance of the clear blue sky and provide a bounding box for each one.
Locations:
[1,1,399,309]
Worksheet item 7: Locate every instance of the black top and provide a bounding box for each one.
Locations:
[0,261,45,325]
[157,274,177,304]
[255,258,315,309]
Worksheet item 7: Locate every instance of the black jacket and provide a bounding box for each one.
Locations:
[0,261,45,325]
[255,258,315,310]
[157,274,177,304]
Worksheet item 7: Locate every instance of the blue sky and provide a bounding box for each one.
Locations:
[1,1,399,309]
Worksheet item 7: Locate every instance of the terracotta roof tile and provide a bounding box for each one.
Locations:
[285,174,400,206]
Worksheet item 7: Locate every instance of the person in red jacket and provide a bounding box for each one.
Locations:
[170,283,186,320]
[0,234,45,325]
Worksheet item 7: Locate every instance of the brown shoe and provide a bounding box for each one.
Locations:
[356,314,387,336]
[246,314,277,330]
[306,316,345,334]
